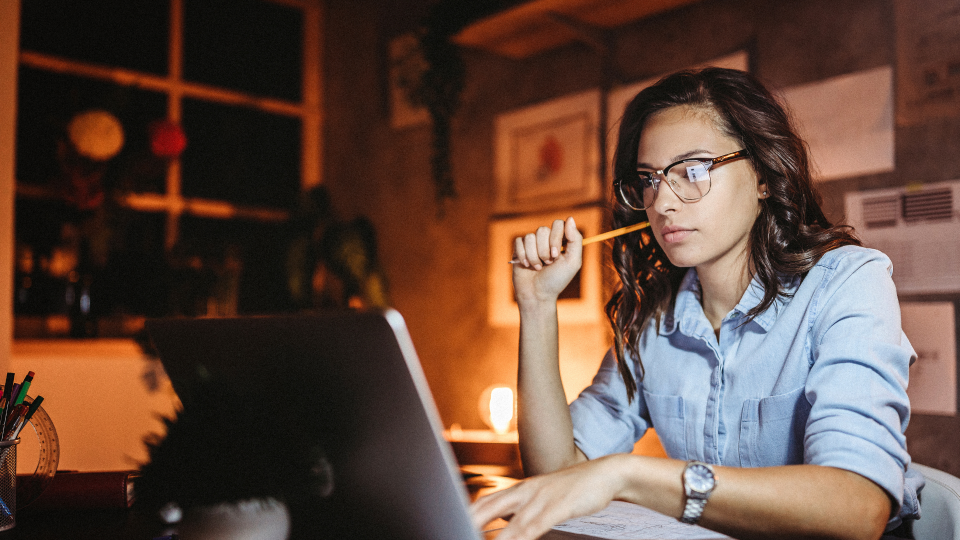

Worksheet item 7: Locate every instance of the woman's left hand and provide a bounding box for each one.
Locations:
[470,457,624,540]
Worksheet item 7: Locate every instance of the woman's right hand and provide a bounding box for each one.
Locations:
[512,217,583,307]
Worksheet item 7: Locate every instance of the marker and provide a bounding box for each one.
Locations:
[22,396,43,426]
[14,371,34,406]
[13,396,45,439]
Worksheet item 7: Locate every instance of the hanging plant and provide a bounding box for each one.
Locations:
[414,1,508,216]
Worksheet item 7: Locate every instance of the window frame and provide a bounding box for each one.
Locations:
[15,0,324,250]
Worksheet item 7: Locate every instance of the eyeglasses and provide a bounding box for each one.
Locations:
[615,149,750,211]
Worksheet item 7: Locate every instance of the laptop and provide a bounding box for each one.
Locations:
[145,309,486,540]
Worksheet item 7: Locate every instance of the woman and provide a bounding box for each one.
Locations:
[472,68,923,540]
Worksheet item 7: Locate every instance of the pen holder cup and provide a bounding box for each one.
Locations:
[0,439,18,531]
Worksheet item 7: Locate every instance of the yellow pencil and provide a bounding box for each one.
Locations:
[509,221,650,264]
[581,221,650,245]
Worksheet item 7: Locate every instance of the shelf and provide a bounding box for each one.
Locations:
[14,315,146,340]
[453,0,704,59]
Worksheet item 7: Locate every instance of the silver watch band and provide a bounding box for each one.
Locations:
[681,497,707,524]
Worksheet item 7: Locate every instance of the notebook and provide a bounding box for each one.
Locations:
[145,309,484,540]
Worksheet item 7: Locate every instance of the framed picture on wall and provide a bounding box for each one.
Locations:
[494,90,601,214]
[388,32,430,129]
[487,205,604,326]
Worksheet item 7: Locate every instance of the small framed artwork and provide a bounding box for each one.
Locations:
[388,33,431,129]
[487,206,604,326]
[494,90,602,214]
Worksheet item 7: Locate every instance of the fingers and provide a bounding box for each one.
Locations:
[470,485,517,531]
[512,219,571,269]
[471,481,551,540]
[563,216,582,258]
[548,220,565,259]
[471,480,565,540]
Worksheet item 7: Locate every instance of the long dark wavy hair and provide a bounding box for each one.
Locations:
[607,68,860,400]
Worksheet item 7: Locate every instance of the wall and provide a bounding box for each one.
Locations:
[0,0,20,375]
[11,340,180,472]
[323,0,960,475]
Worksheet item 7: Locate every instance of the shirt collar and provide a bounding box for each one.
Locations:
[659,269,799,335]
[732,273,799,332]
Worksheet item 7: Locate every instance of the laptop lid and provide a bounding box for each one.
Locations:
[145,309,483,540]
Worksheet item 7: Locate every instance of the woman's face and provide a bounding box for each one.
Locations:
[637,105,765,277]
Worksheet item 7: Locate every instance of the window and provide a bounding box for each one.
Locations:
[14,0,323,337]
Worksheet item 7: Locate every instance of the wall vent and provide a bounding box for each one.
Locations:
[902,188,953,222]
[861,195,899,229]
[845,180,960,295]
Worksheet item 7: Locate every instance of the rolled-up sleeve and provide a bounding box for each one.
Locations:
[569,348,650,459]
[804,249,919,520]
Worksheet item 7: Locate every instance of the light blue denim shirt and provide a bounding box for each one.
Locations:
[569,245,923,527]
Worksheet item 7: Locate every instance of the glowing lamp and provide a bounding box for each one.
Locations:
[478,384,516,435]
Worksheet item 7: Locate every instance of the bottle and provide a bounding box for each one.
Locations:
[68,241,98,339]
[14,245,37,315]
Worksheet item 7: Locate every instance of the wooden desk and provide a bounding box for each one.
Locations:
[0,507,162,539]
[0,474,521,540]
[447,429,523,479]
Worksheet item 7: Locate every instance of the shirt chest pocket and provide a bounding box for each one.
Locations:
[643,390,688,459]
[738,386,811,467]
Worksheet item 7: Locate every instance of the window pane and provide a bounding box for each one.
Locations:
[177,216,291,315]
[13,199,169,319]
[181,98,301,209]
[16,67,169,194]
[184,0,302,101]
[100,210,170,317]
[19,0,169,75]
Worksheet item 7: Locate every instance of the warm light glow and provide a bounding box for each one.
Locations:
[488,387,514,435]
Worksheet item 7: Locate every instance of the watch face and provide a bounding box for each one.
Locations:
[684,463,715,493]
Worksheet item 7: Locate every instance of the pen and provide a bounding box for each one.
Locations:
[11,396,44,440]
[3,404,26,440]
[0,374,13,436]
[0,490,9,518]
[14,371,35,406]
[7,385,18,409]
[508,221,651,264]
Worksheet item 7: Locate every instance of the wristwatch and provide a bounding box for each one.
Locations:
[680,461,716,525]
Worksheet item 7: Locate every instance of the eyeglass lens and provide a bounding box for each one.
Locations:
[620,160,713,210]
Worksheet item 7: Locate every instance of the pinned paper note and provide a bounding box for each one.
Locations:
[542,501,733,540]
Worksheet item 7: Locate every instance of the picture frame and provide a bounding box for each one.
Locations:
[388,32,431,129]
[494,90,602,214]
[487,206,604,326]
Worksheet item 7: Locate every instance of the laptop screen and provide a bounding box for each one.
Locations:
[146,309,482,540]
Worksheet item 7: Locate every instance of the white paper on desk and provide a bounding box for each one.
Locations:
[542,501,734,540]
